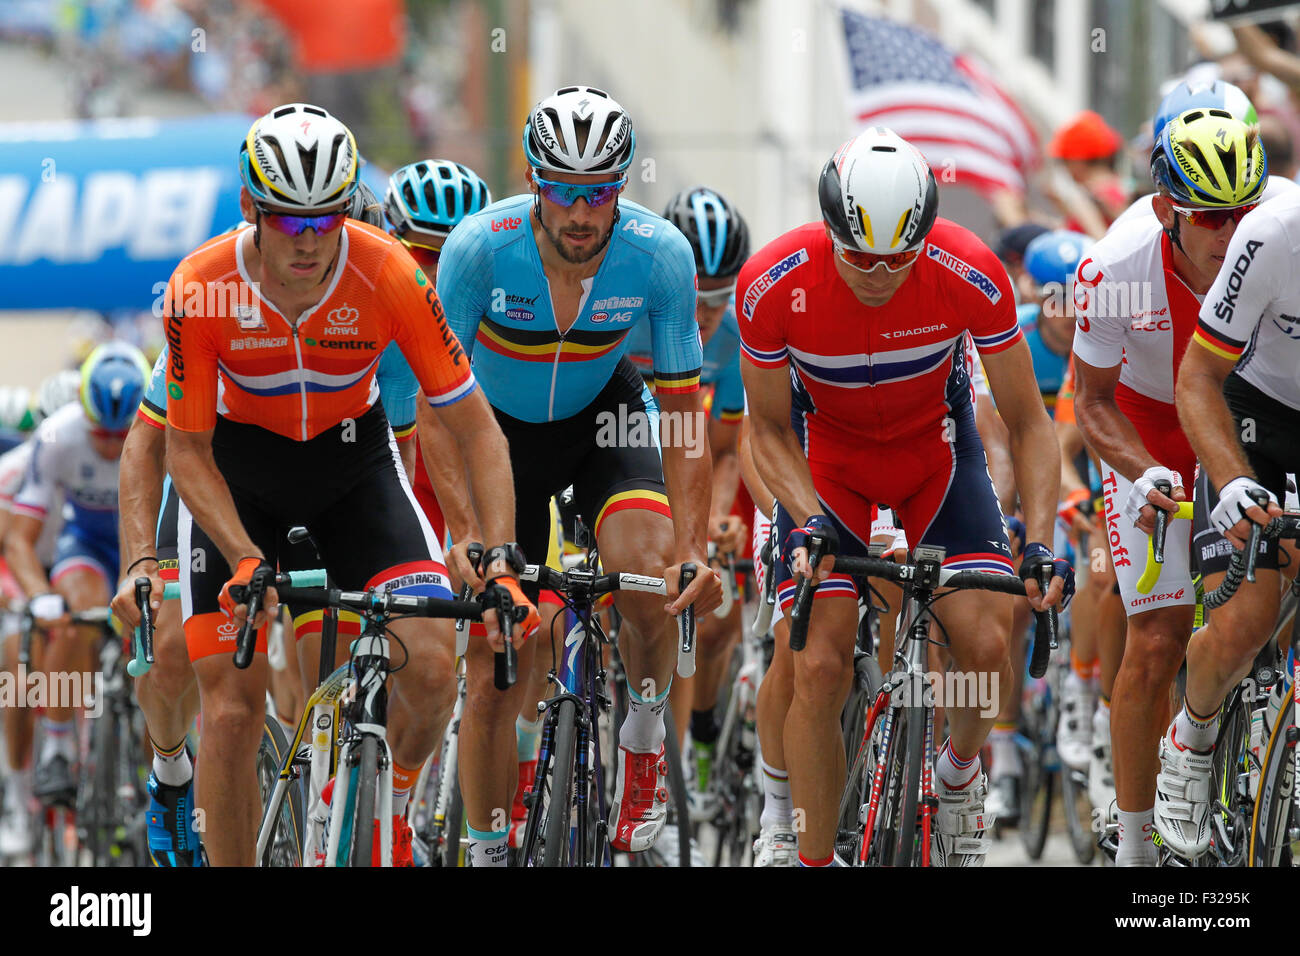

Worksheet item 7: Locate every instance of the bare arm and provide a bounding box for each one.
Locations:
[415,399,476,544]
[707,416,744,553]
[974,392,1016,512]
[657,388,721,612]
[742,361,820,529]
[117,418,166,575]
[4,513,50,599]
[165,426,262,569]
[1233,24,1300,91]
[1056,418,1088,494]
[1174,342,1255,490]
[738,414,774,517]
[397,435,416,486]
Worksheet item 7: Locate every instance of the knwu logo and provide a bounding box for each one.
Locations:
[326,305,359,336]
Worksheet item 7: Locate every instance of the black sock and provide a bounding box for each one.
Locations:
[690,709,719,745]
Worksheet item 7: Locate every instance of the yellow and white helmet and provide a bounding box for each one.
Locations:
[239,103,360,210]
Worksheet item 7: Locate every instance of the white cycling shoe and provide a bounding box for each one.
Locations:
[0,803,31,858]
[1056,673,1095,772]
[1153,724,1214,860]
[932,772,995,867]
[752,824,798,867]
[1088,707,1117,819]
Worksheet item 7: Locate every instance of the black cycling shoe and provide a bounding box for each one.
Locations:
[33,755,76,808]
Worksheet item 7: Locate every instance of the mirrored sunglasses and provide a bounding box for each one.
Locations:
[534,174,626,208]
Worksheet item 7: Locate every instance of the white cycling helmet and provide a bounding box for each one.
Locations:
[239,103,359,211]
[36,370,82,420]
[523,86,635,175]
[818,128,938,254]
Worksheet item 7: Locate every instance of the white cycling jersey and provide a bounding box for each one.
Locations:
[1071,214,1201,615]
[1109,174,1299,230]
[10,403,119,544]
[1196,188,1300,410]
[0,439,60,567]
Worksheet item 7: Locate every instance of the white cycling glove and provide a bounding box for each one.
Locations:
[1210,476,1277,536]
[1124,466,1183,526]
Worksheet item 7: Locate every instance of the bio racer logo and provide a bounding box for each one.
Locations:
[741,248,809,319]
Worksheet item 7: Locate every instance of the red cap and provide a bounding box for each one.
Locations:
[1048,110,1123,160]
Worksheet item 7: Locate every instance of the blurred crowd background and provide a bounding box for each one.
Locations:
[3,0,1300,426]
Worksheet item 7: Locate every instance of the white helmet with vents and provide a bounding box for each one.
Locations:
[523,86,636,175]
[240,103,360,211]
[818,128,938,254]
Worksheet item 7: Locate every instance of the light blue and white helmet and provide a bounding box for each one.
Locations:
[384,160,492,244]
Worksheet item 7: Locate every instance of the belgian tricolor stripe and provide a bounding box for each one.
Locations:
[1192,321,1246,361]
[292,609,363,639]
[137,399,166,431]
[392,421,416,441]
[653,368,701,395]
[718,407,744,424]
[594,488,672,537]
[475,317,629,363]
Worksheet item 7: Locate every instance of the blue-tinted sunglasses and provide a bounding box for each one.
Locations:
[254,201,348,236]
[534,174,626,208]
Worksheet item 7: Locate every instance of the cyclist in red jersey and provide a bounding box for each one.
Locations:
[741,129,1070,867]
[162,105,534,866]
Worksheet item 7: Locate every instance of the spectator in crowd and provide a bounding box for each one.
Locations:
[1045,110,1129,238]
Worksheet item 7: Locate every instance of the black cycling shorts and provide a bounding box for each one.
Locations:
[494,358,669,601]
[1192,373,1300,576]
[175,402,450,660]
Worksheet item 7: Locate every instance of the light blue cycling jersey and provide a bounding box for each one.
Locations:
[1018,303,1066,410]
[624,300,743,421]
[141,342,420,435]
[436,195,703,422]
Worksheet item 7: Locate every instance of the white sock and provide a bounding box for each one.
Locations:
[466,825,509,867]
[935,738,980,790]
[1093,698,1111,744]
[989,725,1021,778]
[618,680,670,753]
[1115,808,1158,866]
[40,719,75,762]
[759,758,792,830]
[150,739,193,787]
[1173,703,1218,752]
[3,768,30,810]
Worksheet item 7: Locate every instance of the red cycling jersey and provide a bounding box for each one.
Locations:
[739,220,1021,462]
[164,221,476,441]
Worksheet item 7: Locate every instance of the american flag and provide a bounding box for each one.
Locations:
[841,9,1040,196]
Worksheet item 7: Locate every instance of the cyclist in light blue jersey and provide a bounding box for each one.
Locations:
[436,86,723,865]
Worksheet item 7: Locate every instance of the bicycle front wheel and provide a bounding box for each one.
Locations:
[893,706,925,867]
[257,715,304,867]
[350,736,379,868]
[1250,693,1296,866]
[542,700,577,867]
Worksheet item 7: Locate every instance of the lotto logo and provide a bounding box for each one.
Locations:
[491,217,523,232]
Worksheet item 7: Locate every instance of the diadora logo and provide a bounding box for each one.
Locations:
[622,218,655,237]
[326,305,359,327]
[491,216,523,232]
[881,323,948,339]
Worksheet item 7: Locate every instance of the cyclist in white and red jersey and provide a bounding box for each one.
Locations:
[1071,108,1268,864]
[1169,162,1300,862]
[741,128,1069,867]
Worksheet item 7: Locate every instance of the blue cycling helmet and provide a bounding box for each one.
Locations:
[662,187,750,278]
[79,342,149,432]
[385,160,492,245]
[1024,230,1091,288]
[1153,80,1257,141]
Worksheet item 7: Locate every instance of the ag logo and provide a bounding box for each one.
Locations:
[622,219,654,238]
[608,311,633,323]
[168,383,183,400]
[326,305,359,327]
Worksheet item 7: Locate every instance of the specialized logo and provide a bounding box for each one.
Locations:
[925,246,1002,304]
[1212,239,1264,324]
[603,117,630,156]
[881,323,948,339]
[622,218,654,237]
[491,216,523,232]
[506,308,535,321]
[1175,147,1202,183]
[326,305,359,327]
[534,110,558,151]
[741,248,810,319]
[591,296,642,310]
[230,336,288,350]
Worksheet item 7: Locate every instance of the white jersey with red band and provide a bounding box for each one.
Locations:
[1195,189,1300,411]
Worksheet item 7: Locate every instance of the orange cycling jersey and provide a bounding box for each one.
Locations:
[164,221,476,441]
